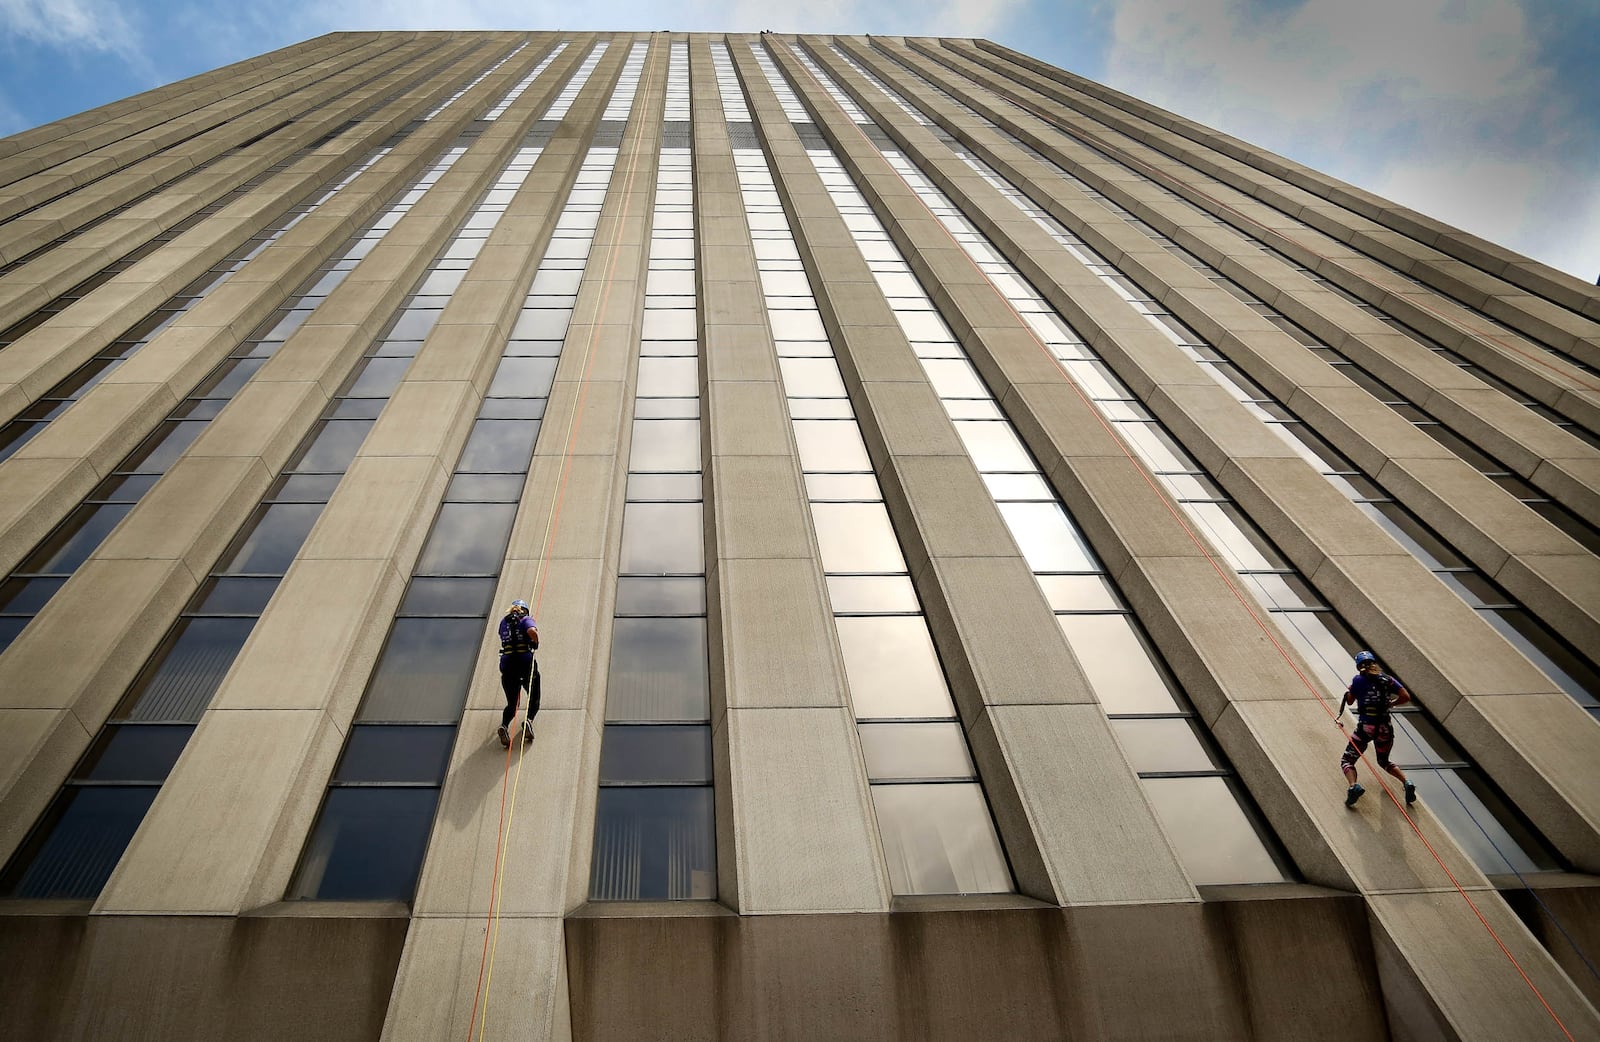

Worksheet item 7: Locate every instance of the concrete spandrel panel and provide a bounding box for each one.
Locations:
[536,378,627,460]
[381,914,569,1042]
[1535,454,1600,526]
[1224,455,1422,570]
[1152,381,1305,469]
[917,554,1093,718]
[97,708,341,914]
[401,325,507,388]
[710,455,814,560]
[210,556,407,711]
[182,378,331,475]
[511,454,619,565]
[887,454,1018,570]
[1219,699,1486,894]
[1373,454,1576,565]
[1312,554,1564,707]
[706,381,796,459]
[10,379,178,473]
[856,379,969,459]
[1117,555,1337,725]
[976,704,1195,905]
[0,556,197,717]
[296,455,448,564]
[1442,693,1600,872]
[492,557,605,715]
[1000,378,1136,461]
[716,557,847,711]
[724,706,888,913]
[92,455,272,578]
[0,456,97,576]
[356,380,482,462]
[703,325,784,384]
[1047,455,1216,571]
[1368,890,1600,1041]
[1498,552,1600,654]
[412,710,588,917]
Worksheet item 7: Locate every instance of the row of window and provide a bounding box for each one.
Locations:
[824,41,1567,874]
[0,81,548,899]
[777,39,1288,885]
[591,40,719,903]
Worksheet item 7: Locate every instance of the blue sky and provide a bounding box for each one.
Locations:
[2,0,1596,283]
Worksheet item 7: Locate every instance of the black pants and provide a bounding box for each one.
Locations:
[499,652,539,728]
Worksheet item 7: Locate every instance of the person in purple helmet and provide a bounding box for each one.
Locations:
[1340,650,1416,808]
[496,599,540,748]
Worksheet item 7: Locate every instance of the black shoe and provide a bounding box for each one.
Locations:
[497,725,510,748]
[1344,783,1365,808]
[1404,781,1417,805]
[521,720,535,744]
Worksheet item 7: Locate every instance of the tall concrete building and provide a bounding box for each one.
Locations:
[0,29,1597,1041]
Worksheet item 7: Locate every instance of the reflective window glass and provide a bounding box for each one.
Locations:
[74,725,193,782]
[637,357,699,397]
[826,575,918,614]
[998,503,1096,572]
[836,616,953,719]
[0,786,159,899]
[194,577,279,615]
[599,725,712,783]
[359,617,484,721]
[1274,611,1357,693]
[0,576,66,613]
[626,473,702,501]
[1142,777,1287,884]
[769,309,828,340]
[120,617,255,721]
[858,722,975,780]
[513,309,572,340]
[983,473,1053,501]
[1057,615,1180,713]
[606,617,709,721]
[400,577,498,616]
[456,420,539,473]
[488,357,558,398]
[793,420,872,472]
[810,502,906,573]
[290,787,438,900]
[778,358,847,397]
[414,503,517,575]
[125,420,207,473]
[1037,575,1119,611]
[893,310,952,342]
[446,473,525,502]
[589,787,716,900]
[615,577,706,616]
[641,310,697,340]
[620,502,704,573]
[870,784,1011,895]
[804,473,882,502]
[1185,503,1283,571]
[346,357,412,398]
[1109,718,1217,774]
[1401,769,1558,874]
[333,725,456,783]
[295,420,374,473]
[29,504,132,573]
[955,422,1033,472]
[630,419,701,472]
[220,502,323,576]
[920,358,987,398]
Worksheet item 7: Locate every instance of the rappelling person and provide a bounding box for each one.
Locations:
[1340,650,1416,808]
[496,598,540,748]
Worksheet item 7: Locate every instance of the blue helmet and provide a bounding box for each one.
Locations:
[1354,650,1378,669]
[509,599,529,618]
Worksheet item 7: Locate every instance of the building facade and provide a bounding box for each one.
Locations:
[0,30,1598,1041]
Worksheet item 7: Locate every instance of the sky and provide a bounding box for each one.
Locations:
[1,0,1596,283]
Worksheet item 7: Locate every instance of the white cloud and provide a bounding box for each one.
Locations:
[1103,0,1597,281]
[0,0,146,61]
